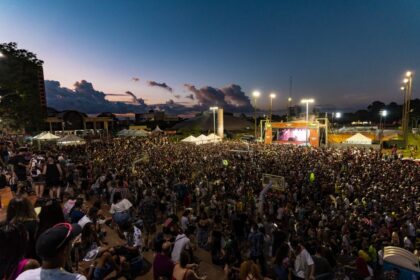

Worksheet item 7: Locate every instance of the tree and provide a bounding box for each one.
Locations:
[0,42,45,132]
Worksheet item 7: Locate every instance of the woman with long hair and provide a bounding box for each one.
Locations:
[239,260,263,280]
[6,197,39,259]
[36,199,65,239]
[0,222,39,280]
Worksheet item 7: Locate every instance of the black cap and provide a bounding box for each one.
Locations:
[36,223,81,259]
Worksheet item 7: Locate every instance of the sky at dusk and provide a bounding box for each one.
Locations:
[1,0,419,112]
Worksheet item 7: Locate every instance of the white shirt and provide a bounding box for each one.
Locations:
[181,216,189,231]
[171,234,190,263]
[78,215,92,229]
[294,248,314,279]
[109,199,132,214]
[17,267,86,280]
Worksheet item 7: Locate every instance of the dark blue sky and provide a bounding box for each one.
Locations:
[0,0,419,111]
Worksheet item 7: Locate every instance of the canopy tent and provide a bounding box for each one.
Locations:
[34,132,60,141]
[181,135,197,143]
[152,125,163,133]
[343,133,372,145]
[117,129,129,136]
[118,129,149,137]
[57,134,86,146]
[33,131,48,140]
[132,129,149,137]
[207,133,222,143]
[195,134,209,145]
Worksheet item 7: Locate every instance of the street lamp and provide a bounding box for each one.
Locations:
[210,106,218,140]
[0,52,4,58]
[301,98,314,146]
[269,93,276,122]
[402,71,414,146]
[252,91,260,139]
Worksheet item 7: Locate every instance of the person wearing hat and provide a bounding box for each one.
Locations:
[17,223,86,280]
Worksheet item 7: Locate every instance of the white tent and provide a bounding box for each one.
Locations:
[35,132,60,141]
[57,134,86,146]
[33,131,48,140]
[132,130,149,137]
[195,134,209,145]
[343,133,372,145]
[153,126,163,133]
[207,133,221,143]
[181,135,197,143]
[117,129,129,136]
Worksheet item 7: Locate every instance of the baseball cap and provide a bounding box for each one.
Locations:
[36,223,82,259]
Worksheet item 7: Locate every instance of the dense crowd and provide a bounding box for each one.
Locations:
[0,136,419,280]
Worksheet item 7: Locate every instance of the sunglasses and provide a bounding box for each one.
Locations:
[54,223,73,249]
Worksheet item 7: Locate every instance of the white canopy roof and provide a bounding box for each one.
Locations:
[57,134,85,145]
[153,125,163,133]
[181,135,197,143]
[117,129,129,136]
[343,133,372,145]
[207,133,221,139]
[34,132,60,141]
[196,134,208,141]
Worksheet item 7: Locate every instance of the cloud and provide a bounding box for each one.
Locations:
[174,94,181,99]
[45,80,148,114]
[184,83,252,112]
[147,81,173,92]
[131,77,140,82]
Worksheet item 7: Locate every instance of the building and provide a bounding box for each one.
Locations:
[45,108,113,134]
[135,110,179,122]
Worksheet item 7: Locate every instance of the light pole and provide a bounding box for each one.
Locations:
[379,110,387,146]
[402,71,414,146]
[287,97,292,121]
[301,98,314,146]
[252,91,260,139]
[210,106,218,140]
[269,93,276,122]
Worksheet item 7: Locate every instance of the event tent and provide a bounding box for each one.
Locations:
[117,129,129,136]
[152,126,163,133]
[195,134,209,144]
[181,135,197,143]
[207,133,222,142]
[33,132,60,141]
[119,129,149,137]
[57,134,86,146]
[343,133,372,145]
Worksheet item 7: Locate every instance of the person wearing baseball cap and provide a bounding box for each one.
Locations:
[17,223,86,280]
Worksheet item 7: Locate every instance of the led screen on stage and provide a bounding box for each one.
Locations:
[275,128,308,142]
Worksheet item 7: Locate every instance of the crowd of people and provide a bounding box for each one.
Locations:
[0,136,419,280]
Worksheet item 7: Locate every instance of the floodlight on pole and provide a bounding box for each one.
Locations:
[403,78,409,83]
[252,91,260,138]
[210,106,218,138]
[335,112,342,118]
[406,71,412,77]
[0,52,4,58]
[269,93,276,121]
[300,98,315,146]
